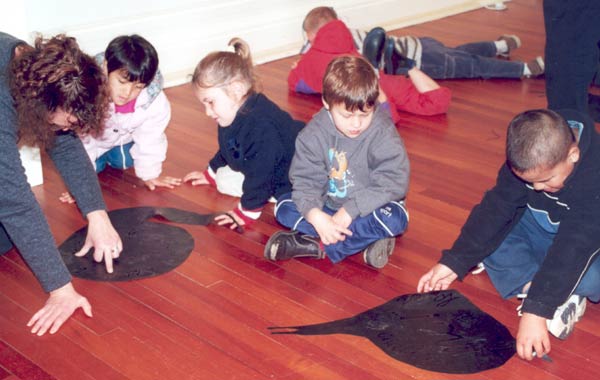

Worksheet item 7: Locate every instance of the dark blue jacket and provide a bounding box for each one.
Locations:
[440,109,600,318]
[209,93,303,210]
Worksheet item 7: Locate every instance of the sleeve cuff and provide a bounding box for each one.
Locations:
[233,204,263,226]
[204,167,217,187]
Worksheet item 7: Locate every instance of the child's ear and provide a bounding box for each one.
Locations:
[568,146,580,164]
[230,80,248,101]
[322,98,330,110]
[102,61,108,75]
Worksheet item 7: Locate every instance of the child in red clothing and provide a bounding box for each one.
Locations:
[289,7,451,122]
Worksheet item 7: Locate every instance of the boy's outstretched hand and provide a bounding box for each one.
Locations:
[183,171,209,186]
[417,263,458,293]
[517,313,551,361]
[144,175,182,190]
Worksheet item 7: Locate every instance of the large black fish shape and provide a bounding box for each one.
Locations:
[59,207,215,281]
[269,290,515,374]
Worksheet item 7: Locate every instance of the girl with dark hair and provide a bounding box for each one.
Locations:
[60,34,180,199]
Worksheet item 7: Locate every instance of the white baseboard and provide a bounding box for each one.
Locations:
[44,0,488,88]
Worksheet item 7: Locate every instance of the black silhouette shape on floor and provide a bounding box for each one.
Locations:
[269,290,515,374]
[59,207,216,281]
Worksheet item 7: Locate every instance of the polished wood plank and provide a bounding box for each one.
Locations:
[2,1,600,379]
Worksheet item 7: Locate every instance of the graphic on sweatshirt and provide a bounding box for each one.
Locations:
[328,148,350,198]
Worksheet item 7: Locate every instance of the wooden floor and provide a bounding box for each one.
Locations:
[2,0,600,379]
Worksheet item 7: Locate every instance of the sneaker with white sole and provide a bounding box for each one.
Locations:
[363,237,395,269]
[546,294,587,340]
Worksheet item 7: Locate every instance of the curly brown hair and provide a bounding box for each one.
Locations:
[10,34,109,147]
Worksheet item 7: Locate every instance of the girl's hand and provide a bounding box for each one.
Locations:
[144,175,182,190]
[183,171,209,186]
[59,192,76,204]
[214,212,245,232]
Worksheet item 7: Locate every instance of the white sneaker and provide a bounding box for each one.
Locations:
[546,294,587,340]
[471,262,485,275]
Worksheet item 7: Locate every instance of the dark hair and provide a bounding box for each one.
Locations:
[322,56,379,112]
[10,34,109,147]
[303,7,338,35]
[105,34,158,86]
[506,109,575,172]
[192,37,258,98]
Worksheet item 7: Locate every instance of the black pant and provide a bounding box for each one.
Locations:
[544,0,600,114]
[0,223,14,254]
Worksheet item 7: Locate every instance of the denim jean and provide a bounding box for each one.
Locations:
[483,208,600,302]
[95,142,134,173]
[420,37,524,79]
[274,193,409,263]
[0,223,13,254]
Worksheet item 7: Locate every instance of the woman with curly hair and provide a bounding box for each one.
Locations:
[1,31,122,336]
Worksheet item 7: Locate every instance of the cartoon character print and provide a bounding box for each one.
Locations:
[328,148,350,198]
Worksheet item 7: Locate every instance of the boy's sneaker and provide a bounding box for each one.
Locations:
[362,27,386,69]
[546,294,587,340]
[497,34,521,57]
[363,237,395,269]
[264,231,325,261]
[525,56,545,77]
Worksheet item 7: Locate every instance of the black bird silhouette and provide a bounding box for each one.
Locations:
[59,207,217,281]
[269,290,515,374]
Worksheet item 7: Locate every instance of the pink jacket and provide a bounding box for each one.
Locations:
[81,88,171,181]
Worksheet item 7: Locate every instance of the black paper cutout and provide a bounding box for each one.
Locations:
[59,207,216,281]
[269,290,515,374]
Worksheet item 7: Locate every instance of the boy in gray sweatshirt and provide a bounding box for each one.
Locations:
[265,56,409,268]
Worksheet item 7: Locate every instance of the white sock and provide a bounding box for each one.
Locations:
[494,40,508,55]
[523,64,531,76]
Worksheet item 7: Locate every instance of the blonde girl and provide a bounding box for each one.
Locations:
[183,38,304,230]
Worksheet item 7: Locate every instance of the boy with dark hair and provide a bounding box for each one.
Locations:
[418,109,600,361]
[265,56,410,269]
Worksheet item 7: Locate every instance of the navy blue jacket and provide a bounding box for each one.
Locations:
[440,109,600,318]
[209,93,303,210]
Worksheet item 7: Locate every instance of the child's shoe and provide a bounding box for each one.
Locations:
[383,38,416,76]
[546,294,587,340]
[363,237,395,269]
[524,56,545,77]
[362,27,386,69]
[264,231,325,261]
[496,34,521,57]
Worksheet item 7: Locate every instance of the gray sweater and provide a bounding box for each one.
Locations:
[290,105,409,219]
[0,31,106,292]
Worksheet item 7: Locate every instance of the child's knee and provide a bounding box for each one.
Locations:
[374,201,409,236]
[577,260,600,301]
[274,195,300,228]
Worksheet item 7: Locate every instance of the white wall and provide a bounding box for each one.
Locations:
[4,0,493,88]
